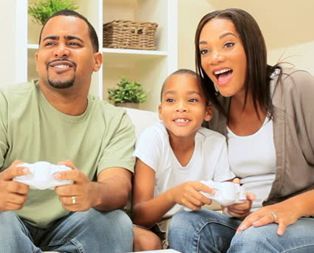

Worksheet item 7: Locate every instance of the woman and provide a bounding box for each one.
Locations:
[168,8,314,253]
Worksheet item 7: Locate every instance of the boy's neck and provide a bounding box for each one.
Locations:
[169,135,195,167]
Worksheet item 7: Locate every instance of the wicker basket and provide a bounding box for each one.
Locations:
[103,20,158,50]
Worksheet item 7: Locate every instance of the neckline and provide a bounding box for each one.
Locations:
[227,117,271,138]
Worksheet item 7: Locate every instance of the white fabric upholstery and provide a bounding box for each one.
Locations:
[125,108,159,137]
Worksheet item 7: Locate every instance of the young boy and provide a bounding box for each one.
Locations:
[132,69,235,250]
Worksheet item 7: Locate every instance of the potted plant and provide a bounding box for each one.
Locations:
[108,78,147,108]
[28,0,78,25]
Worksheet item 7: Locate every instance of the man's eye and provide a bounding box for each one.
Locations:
[44,41,56,47]
[68,42,81,47]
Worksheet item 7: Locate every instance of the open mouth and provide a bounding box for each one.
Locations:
[48,60,76,72]
[213,68,233,84]
[173,118,191,126]
[174,118,190,123]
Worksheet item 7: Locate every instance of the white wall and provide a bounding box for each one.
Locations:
[0,0,27,86]
[0,1,16,86]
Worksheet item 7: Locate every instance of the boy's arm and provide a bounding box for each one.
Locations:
[132,159,213,227]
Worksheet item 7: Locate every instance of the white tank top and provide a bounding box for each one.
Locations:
[227,118,276,210]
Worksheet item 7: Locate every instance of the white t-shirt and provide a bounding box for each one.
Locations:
[134,122,235,217]
[227,118,276,210]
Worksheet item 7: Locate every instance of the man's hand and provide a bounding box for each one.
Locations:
[0,160,30,211]
[54,161,96,211]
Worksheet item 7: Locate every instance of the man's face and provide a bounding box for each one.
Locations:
[35,15,101,90]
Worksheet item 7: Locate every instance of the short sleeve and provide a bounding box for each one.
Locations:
[134,123,163,172]
[0,91,8,170]
[97,108,136,174]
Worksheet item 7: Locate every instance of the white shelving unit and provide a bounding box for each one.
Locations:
[18,0,178,111]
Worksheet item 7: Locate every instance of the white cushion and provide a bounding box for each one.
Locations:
[125,108,159,137]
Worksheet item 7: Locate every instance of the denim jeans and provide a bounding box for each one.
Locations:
[0,209,133,253]
[168,210,314,253]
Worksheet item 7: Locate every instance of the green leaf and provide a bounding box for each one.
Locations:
[28,0,78,25]
[108,78,147,104]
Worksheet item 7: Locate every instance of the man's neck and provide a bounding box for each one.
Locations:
[38,82,89,116]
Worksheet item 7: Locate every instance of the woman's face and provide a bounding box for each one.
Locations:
[199,18,247,98]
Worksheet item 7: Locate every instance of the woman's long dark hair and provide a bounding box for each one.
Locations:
[195,8,279,118]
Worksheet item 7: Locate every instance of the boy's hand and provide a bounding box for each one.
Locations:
[169,181,214,210]
[224,192,255,218]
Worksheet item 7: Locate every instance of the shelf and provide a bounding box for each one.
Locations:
[15,0,177,111]
[102,47,168,56]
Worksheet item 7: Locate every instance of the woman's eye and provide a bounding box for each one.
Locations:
[224,42,235,48]
[199,49,208,55]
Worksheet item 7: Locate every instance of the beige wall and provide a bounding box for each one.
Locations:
[178,0,314,74]
[269,41,314,74]
[1,1,313,86]
[178,0,212,70]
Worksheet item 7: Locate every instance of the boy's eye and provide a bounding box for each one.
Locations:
[188,98,199,103]
[165,98,175,103]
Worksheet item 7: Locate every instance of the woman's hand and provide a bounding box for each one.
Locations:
[168,181,213,211]
[224,192,255,218]
[237,201,301,235]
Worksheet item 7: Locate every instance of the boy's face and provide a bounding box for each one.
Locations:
[159,73,212,140]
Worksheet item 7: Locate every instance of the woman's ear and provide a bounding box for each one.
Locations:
[204,104,213,122]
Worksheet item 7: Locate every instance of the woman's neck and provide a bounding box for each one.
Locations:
[228,94,267,136]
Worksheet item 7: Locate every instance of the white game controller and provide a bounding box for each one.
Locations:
[200,180,246,206]
[14,161,73,190]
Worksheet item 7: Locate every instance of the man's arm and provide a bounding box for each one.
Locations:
[93,167,132,211]
[54,163,132,212]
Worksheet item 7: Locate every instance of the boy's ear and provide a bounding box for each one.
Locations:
[204,104,213,122]
[158,104,163,120]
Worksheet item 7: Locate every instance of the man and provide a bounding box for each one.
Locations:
[0,10,135,253]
